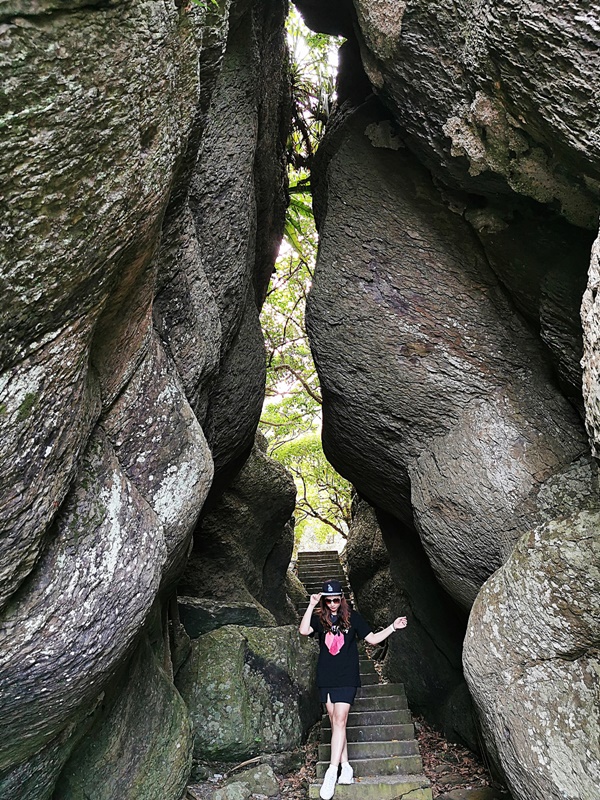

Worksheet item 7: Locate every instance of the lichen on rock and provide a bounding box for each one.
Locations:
[464,486,600,799]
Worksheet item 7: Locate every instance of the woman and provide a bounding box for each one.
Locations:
[299,579,407,800]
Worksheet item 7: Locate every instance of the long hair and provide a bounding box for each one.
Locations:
[316,594,351,632]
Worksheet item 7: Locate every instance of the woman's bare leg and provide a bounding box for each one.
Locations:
[325,698,349,764]
[328,700,350,766]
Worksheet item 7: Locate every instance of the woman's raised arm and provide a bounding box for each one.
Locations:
[364,616,407,645]
[299,592,322,635]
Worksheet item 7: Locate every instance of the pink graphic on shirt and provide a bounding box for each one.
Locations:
[325,631,344,655]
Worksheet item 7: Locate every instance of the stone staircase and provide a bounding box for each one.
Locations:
[296,550,433,800]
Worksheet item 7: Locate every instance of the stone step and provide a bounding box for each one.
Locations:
[360,672,379,685]
[317,692,406,713]
[318,739,419,761]
[297,570,346,579]
[308,775,432,800]
[298,581,348,590]
[357,660,376,673]
[298,572,344,579]
[297,565,343,572]
[297,564,342,572]
[297,551,340,559]
[356,682,405,697]
[300,583,351,592]
[353,693,408,712]
[316,753,423,778]
[321,708,412,727]
[320,722,415,743]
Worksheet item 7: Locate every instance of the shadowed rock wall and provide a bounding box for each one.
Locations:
[0,0,293,796]
[297,1,600,797]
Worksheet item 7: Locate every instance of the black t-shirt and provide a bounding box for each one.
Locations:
[310,610,372,688]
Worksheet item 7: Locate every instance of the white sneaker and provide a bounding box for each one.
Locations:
[338,762,354,784]
[319,764,338,799]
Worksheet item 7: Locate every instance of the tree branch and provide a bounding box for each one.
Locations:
[272,364,322,404]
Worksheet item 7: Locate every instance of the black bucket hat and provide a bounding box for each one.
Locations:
[321,579,343,596]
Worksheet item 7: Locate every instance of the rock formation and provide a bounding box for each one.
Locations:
[176,624,319,762]
[298,1,600,798]
[179,434,298,626]
[0,0,305,797]
[2,0,600,798]
[308,99,588,608]
[464,459,600,799]
[345,501,476,749]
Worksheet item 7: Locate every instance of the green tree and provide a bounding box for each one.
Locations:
[260,12,350,545]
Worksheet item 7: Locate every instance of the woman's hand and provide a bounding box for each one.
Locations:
[310,592,322,606]
[392,616,407,631]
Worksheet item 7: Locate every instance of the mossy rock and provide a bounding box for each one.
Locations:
[175,625,319,761]
[54,637,192,800]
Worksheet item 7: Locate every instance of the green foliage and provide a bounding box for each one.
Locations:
[260,228,353,543]
[275,432,351,540]
[260,9,349,546]
[286,8,340,172]
[17,392,37,421]
[283,170,314,262]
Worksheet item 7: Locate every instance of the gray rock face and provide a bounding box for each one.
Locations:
[53,637,193,800]
[187,0,289,480]
[176,624,319,762]
[1,0,289,795]
[463,459,600,800]
[0,0,198,611]
[581,232,600,456]
[0,430,167,777]
[103,335,214,587]
[180,435,298,624]
[179,597,276,637]
[351,0,600,229]
[307,100,587,608]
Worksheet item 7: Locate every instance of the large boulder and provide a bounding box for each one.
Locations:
[463,458,600,800]
[0,0,199,612]
[349,0,600,229]
[176,625,319,762]
[307,99,588,609]
[53,637,193,800]
[178,597,276,638]
[180,436,298,624]
[102,334,214,588]
[0,430,167,790]
[0,0,290,794]
[187,0,289,484]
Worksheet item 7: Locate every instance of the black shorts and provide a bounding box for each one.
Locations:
[319,686,357,705]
